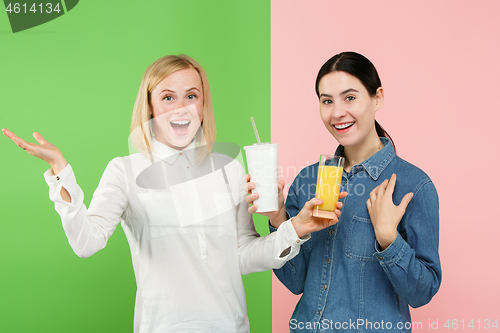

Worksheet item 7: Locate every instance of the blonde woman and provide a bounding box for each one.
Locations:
[3,55,342,333]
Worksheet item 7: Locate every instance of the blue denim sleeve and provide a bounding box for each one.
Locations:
[374,181,442,308]
[270,174,309,295]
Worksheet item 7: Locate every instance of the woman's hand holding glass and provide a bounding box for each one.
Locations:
[366,173,413,250]
[290,193,347,238]
[244,173,347,238]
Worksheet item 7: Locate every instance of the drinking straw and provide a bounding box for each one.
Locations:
[250,117,261,144]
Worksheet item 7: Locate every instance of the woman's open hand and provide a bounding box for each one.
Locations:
[243,174,287,228]
[367,173,413,250]
[291,192,347,238]
[2,128,68,174]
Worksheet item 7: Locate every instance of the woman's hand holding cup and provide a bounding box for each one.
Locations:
[244,174,287,228]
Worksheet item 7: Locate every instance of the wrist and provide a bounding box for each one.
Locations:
[269,208,287,229]
[50,158,68,175]
[291,216,307,239]
[375,229,397,250]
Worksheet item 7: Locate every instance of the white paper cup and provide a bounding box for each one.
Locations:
[243,143,279,212]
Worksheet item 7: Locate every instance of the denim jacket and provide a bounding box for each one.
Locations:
[270,138,441,332]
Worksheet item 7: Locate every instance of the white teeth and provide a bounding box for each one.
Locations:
[171,120,190,125]
[334,122,354,129]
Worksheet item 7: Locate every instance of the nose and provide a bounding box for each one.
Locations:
[331,103,346,119]
[178,99,187,109]
[174,100,188,114]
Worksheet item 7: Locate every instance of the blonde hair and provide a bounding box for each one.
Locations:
[130,55,216,157]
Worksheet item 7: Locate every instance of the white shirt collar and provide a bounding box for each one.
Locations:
[150,138,199,165]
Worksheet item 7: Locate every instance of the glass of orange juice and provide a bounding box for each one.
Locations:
[313,154,345,219]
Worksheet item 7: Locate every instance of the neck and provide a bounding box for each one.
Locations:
[343,131,384,171]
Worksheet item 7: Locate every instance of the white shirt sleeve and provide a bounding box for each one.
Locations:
[44,159,128,258]
[229,160,310,275]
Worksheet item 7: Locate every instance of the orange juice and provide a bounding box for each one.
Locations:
[315,165,343,212]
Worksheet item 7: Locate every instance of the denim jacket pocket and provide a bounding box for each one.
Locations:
[345,215,378,262]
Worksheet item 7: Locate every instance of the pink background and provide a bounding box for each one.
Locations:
[271,1,500,331]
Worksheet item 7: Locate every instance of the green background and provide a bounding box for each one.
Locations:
[0,1,271,332]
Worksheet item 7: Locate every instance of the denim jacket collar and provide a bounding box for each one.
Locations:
[334,137,395,181]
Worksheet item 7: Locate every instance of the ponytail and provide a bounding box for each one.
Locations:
[375,121,396,153]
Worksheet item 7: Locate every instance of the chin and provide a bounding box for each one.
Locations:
[335,136,358,148]
[170,139,193,149]
[168,133,196,149]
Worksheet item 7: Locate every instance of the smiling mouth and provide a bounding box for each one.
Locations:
[334,122,355,130]
[170,120,191,133]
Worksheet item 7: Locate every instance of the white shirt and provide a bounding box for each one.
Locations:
[44,139,309,333]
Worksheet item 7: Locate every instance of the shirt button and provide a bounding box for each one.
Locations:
[323,284,327,290]
[326,258,331,264]
[296,240,300,243]
[56,176,60,181]
[329,230,334,235]
[179,153,183,156]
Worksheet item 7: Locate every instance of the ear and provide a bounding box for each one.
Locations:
[374,87,384,112]
[148,104,154,118]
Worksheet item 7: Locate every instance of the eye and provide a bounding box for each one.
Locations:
[345,96,355,102]
[187,94,197,100]
[322,99,333,105]
[164,95,173,101]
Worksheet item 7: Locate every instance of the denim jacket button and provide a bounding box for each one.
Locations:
[326,258,331,264]
[377,256,383,260]
[329,230,334,235]
[323,284,327,290]
[318,310,321,315]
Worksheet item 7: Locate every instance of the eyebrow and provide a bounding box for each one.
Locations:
[319,93,333,98]
[159,87,200,94]
[320,88,359,99]
[340,88,359,95]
